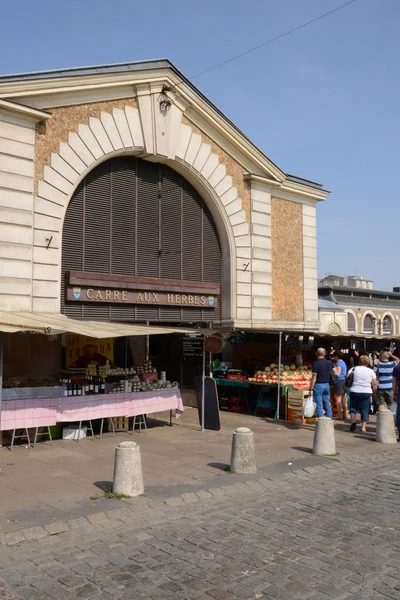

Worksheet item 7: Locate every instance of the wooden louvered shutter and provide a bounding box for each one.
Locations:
[182,183,202,282]
[83,161,111,274]
[61,182,84,318]
[160,167,181,280]
[136,160,159,278]
[111,157,136,276]
[203,205,221,283]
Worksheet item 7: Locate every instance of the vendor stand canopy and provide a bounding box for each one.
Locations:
[0,312,196,337]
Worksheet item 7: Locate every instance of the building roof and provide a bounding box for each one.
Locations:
[319,285,400,310]
[0,59,326,191]
[318,298,341,310]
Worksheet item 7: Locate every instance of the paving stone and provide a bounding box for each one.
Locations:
[164,496,184,507]
[67,517,91,530]
[5,530,25,545]
[87,512,109,525]
[76,582,102,597]
[22,527,47,542]
[180,492,198,504]
[44,521,69,535]
[11,585,50,600]
[58,574,87,588]
[196,490,214,501]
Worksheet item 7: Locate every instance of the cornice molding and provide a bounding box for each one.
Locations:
[244,173,329,204]
[0,98,50,122]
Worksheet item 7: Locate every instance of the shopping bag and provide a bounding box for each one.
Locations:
[303,394,316,418]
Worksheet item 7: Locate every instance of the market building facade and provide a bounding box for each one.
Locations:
[0,59,328,333]
[319,284,400,337]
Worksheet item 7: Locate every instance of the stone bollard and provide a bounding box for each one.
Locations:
[113,441,144,497]
[230,427,256,474]
[312,417,336,456]
[376,409,397,444]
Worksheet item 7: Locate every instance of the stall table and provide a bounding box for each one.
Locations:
[0,390,184,439]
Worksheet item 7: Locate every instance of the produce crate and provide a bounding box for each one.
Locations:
[287,388,310,408]
[109,417,129,432]
[287,388,315,423]
[287,407,303,423]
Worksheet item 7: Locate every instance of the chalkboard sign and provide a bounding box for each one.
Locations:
[182,335,203,358]
[182,335,203,387]
[194,376,221,431]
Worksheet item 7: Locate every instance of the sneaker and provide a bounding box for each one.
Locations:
[350,422,357,432]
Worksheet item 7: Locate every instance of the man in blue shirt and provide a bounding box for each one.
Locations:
[310,348,333,419]
[332,351,348,420]
[373,351,400,410]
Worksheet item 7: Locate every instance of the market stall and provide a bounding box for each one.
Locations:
[0,312,195,445]
[212,330,315,421]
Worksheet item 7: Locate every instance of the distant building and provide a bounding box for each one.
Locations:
[318,283,400,337]
[319,275,373,290]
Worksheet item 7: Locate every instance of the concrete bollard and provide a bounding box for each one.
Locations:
[113,441,144,497]
[376,409,397,444]
[230,427,256,474]
[312,417,336,456]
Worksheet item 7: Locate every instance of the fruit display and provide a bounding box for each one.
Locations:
[247,363,312,389]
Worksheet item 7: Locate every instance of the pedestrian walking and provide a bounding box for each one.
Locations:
[348,355,377,433]
[331,351,348,420]
[310,348,333,419]
[373,351,400,411]
[392,361,400,440]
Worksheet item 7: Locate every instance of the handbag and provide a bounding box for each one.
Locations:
[345,367,354,390]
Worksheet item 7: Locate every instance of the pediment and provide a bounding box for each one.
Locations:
[0,59,285,183]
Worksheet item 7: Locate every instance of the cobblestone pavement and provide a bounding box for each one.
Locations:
[0,448,399,600]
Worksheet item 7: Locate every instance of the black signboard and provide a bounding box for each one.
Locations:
[182,335,203,387]
[194,376,221,431]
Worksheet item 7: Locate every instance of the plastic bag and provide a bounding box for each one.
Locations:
[303,394,316,418]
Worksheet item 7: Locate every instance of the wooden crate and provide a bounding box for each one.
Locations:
[287,388,309,409]
[109,417,129,432]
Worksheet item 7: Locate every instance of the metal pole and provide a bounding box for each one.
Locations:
[208,325,212,376]
[145,320,149,361]
[201,335,206,432]
[275,331,283,420]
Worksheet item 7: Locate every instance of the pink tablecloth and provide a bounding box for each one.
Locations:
[0,390,184,430]
[0,398,58,431]
[56,390,184,422]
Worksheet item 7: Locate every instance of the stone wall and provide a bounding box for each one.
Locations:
[271,197,304,321]
[34,98,138,194]
[0,110,36,310]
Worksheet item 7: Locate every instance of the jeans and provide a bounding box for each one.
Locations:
[313,383,332,418]
[349,391,370,422]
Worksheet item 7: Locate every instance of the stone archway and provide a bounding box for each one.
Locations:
[33,97,250,320]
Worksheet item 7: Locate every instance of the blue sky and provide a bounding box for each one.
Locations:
[1,0,398,290]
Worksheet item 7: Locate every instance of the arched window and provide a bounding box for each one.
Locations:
[382,316,393,335]
[347,312,356,333]
[363,314,374,334]
[61,157,221,323]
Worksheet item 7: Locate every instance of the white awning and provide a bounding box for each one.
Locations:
[0,312,198,338]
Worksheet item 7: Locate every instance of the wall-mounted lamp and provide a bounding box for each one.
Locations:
[159,85,173,112]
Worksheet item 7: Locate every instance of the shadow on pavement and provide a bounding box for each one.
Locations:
[207,462,229,471]
[291,446,313,454]
[94,480,113,491]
